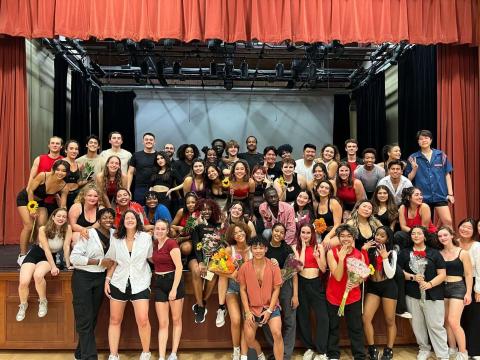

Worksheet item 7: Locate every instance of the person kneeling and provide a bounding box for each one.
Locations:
[238,236,283,360]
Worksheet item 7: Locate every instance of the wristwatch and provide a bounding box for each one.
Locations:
[266,308,273,314]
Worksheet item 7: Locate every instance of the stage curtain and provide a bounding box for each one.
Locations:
[0,0,477,45]
[353,73,387,157]
[0,38,29,245]
[90,86,100,137]
[102,91,136,154]
[333,94,351,158]
[69,71,91,154]
[398,45,437,157]
[437,45,480,225]
[53,54,68,141]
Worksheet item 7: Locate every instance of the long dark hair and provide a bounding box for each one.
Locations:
[410,225,439,249]
[367,226,394,271]
[293,190,315,220]
[335,162,353,188]
[371,185,398,224]
[296,223,316,253]
[177,144,200,162]
[115,209,145,239]
[44,207,69,240]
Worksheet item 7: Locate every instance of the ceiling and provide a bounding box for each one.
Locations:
[42,37,410,92]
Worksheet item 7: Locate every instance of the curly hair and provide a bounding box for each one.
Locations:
[176,144,200,161]
[115,209,145,239]
[400,186,421,207]
[44,208,69,240]
[225,222,251,245]
[230,159,251,182]
[196,198,221,224]
[74,183,103,207]
[102,155,123,195]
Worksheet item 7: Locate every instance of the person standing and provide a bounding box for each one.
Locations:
[405,129,454,228]
[341,139,363,172]
[377,160,413,206]
[77,135,106,180]
[100,131,132,174]
[354,148,385,199]
[239,136,263,171]
[127,132,157,205]
[163,143,176,162]
[295,144,317,182]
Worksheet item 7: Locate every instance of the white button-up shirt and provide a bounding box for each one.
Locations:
[70,228,114,272]
[377,175,413,206]
[105,231,153,294]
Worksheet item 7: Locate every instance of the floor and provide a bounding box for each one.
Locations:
[0,347,419,359]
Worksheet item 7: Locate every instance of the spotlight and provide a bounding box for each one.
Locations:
[210,60,217,76]
[125,39,137,51]
[275,62,284,78]
[370,43,389,60]
[389,41,408,65]
[173,61,181,75]
[240,60,248,78]
[224,79,233,90]
[207,39,222,51]
[286,42,296,52]
[140,39,155,50]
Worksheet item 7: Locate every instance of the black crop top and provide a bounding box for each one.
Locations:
[355,224,375,250]
[445,250,464,277]
[77,204,99,228]
[65,168,80,184]
[284,174,302,204]
[375,211,391,227]
[317,198,334,228]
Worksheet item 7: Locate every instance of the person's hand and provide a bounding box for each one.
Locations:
[80,227,89,239]
[245,311,255,327]
[475,292,480,303]
[67,265,74,271]
[166,189,172,198]
[313,244,324,259]
[29,211,38,219]
[419,281,431,291]
[414,274,425,283]
[104,280,111,298]
[447,195,455,204]
[270,258,279,267]
[291,295,299,309]
[464,292,472,306]
[199,262,207,277]
[168,289,177,301]
[338,245,350,262]
[345,281,355,291]
[260,309,272,325]
[377,243,390,259]
[100,258,115,269]
[409,157,418,170]
[50,266,60,276]
[362,240,376,251]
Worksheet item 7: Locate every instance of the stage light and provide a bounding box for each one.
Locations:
[225,59,234,77]
[207,39,222,51]
[286,41,296,52]
[173,61,182,75]
[224,79,233,90]
[210,60,217,76]
[125,39,137,51]
[370,43,389,60]
[240,60,248,78]
[389,41,408,65]
[275,62,284,78]
[163,39,177,48]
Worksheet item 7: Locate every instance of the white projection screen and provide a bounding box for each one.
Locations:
[134,90,334,158]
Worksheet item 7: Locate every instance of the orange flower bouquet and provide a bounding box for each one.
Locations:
[314,218,328,235]
[208,248,236,276]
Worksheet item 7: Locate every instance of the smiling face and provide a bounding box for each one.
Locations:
[66,142,79,159]
[84,189,99,206]
[107,157,120,173]
[116,189,130,206]
[388,164,403,180]
[264,150,276,165]
[438,228,454,247]
[252,168,265,182]
[313,166,325,180]
[417,135,432,150]
[316,181,332,198]
[99,211,114,231]
[252,243,267,260]
[296,191,311,208]
[363,152,376,168]
[227,145,238,157]
[48,137,63,153]
[458,221,474,239]
[229,203,244,219]
[376,188,389,203]
[145,195,158,209]
[185,196,197,213]
[200,204,212,220]
[300,225,312,244]
[389,146,401,160]
[156,154,166,167]
[338,165,350,180]
[233,226,247,244]
[143,135,155,151]
[123,211,137,230]
[206,149,217,163]
[86,138,99,153]
[234,162,246,179]
[246,137,257,152]
[185,147,195,161]
[154,221,169,240]
[207,166,220,180]
[411,227,426,247]
[192,161,205,176]
[52,210,68,226]
[322,146,335,161]
[409,189,423,206]
[282,163,295,177]
[304,147,316,161]
[271,225,285,244]
[345,142,358,156]
[338,230,354,248]
[54,164,68,180]
[374,228,388,245]
[357,202,373,218]
[164,144,175,158]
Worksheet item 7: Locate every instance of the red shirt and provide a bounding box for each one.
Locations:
[326,247,365,306]
[114,201,149,228]
[152,238,178,273]
[303,246,319,269]
[38,154,63,173]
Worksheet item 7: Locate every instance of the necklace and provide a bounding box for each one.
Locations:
[270,241,281,248]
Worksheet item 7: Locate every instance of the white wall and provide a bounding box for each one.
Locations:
[134,90,334,158]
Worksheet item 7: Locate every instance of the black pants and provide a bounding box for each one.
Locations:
[461,279,480,356]
[394,265,408,314]
[72,270,106,360]
[296,276,329,355]
[327,300,365,360]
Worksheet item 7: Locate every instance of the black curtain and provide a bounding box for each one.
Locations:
[90,86,100,136]
[398,45,437,156]
[53,55,68,140]
[102,91,136,153]
[353,72,387,156]
[333,94,351,158]
[69,71,90,153]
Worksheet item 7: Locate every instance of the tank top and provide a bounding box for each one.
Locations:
[336,184,357,208]
[191,179,207,198]
[404,206,437,233]
[151,170,174,188]
[47,234,64,253]
[284,174,302,204]
[65,167,80,184]
[77,204,98,227]
[232,182,250,199]
[304,246,319,269]
[445,250,464,277]
[326,247,363,306]
[355,223,375,250]
[317,198,334,228]
[375,210,391,227]
[33,173,62,200]
[106,178,118,199]
[231,245,253,262]
[38,154,63,173]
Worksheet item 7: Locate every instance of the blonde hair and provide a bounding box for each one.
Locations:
[74,183,104,207]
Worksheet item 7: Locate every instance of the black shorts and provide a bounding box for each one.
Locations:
[16,189,46,207]
[366,278,398,300]
[444,280,466,300]
[427,201,449,208]
[23,245,54,265]
[109,280,151,302]
[154,272,185,302]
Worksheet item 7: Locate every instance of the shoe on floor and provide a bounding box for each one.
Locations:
[313,354,329,360]
[416,350,431,360]
[194,305,207,323]
[16,302,28,321]
[167,353,177,360]
[38,298,48,318]
[216,307,227,327]
[139,352,151,360]
[108,355,120,360]
[303,349,316,360]
[397,311,413,319]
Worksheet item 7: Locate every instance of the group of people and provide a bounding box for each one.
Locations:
[13,129,480,360]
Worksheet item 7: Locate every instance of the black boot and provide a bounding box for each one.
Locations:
[367,345,379,360]
[381,347,393,360]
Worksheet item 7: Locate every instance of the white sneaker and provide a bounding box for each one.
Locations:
[303,349,316,360]
[232,347,240,360]
[313,354,329,360]
[108,355,120,360]
[167,353,177,360]
[449,347,458,356]
[257,353,266,360]
[139,352,151,360]
[416,350,431,360]
[17,254,26,266]
[216,307,227,327]
[38,299,48,318]
[456,352,468,360]
[397,311,413,319]
[16,302,28,321]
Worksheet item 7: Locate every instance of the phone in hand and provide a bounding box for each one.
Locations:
[254,314,264,326]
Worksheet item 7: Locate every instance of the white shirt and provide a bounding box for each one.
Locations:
[377,175,413,205]
[295,159,314,182]
[70,228,114,273]
[100,148,132,174]
[105,231,153,294]
[466,241,480,293]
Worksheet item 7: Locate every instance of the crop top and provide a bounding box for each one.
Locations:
[445,250,464,277]
[304,246,319,269]
[284,174,302,204]
[76,204,98,228]
[152,238,179,273]
[317,198,334,228]
[231,182,250,199]
[404,206,437,233]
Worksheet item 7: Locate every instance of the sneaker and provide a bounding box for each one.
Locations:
[381,347,393,360]
[313,354,329,360]
[38,299,48,318]
[367,346,379,360]
[139,352,151,360]
[16,302,28,321]
[195,305,207,323]
[449,347,458,356]
[303,349,316,360]
[108,355,120,360]
[456,352,468,360]
[167,353,177,360]
[232,347,240,360]
[216,307,227,327]
[17,254,26,266]
[257,353,266,360]
[397,311,413,319]
[416,350,431,360]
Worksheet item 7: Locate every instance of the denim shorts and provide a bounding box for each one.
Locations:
[227,279,240,294]
[444,280,466,300]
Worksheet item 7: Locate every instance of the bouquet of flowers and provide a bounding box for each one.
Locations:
[80,162,95,181]
[180,215,197,237]
[314,218,328,235]
[280,254,303,282]
[196,232,223,264]
[208,248,236,275]
[409,251,428,303]
[338,257,371,316]
[222,177,230,189]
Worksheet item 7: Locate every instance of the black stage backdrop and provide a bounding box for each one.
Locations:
[69,71,90,153]
[90,86,100,137]
[53,55,68,140]
[102,91,136,153]
[353,72,387,156]
[398,45,437,155]
[333,94,351,158]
